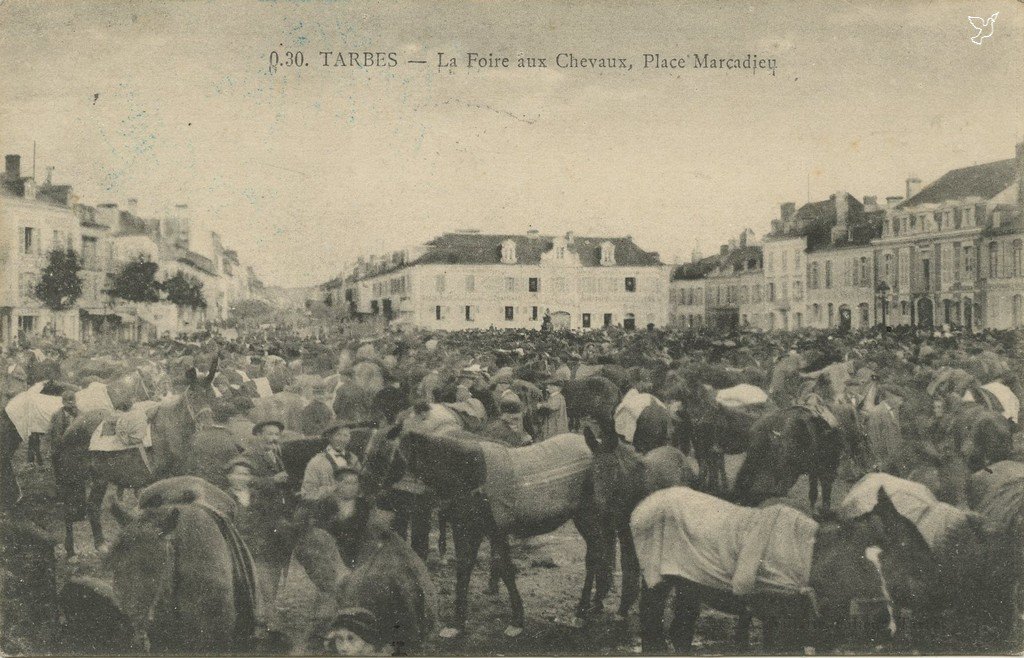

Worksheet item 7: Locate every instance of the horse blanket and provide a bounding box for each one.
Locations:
[968,460,1024,534]
[838,473,968,550]
[716,384,769,408]
[479,433,593,534]
[630,486,818,595]
[194,503,257,645]
[88,409,153,451]
[75,382,114,413]
[4,383,62,440]
[963,382,1019,424]
[614,390,667,444]
[252,377,273,398]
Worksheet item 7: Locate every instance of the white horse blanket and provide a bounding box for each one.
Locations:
[75,382,114,413]
[4,383,62,440]
[631,486,818,595]
[479,433,593,534]
[716,384,769,408]
[614,390,667,444]
[838,473,969,551]
[89,408,154,452]
[968,460,1024,534]
[963,382,1019,424]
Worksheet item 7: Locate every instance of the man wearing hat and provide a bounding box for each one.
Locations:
[249,420,290,488]
[536,376,569,440]
[300,420,363,503]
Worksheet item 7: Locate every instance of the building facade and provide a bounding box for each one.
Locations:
[334,231,670,331]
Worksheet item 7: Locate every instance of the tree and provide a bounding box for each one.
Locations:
[109,256,161,303]
[34,248,83,311]
[161,271,207,309]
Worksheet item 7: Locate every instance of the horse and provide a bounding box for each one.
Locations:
[937,393,1013,471]
[580,417,697,619]
[107,497,258,653]
[730,402,866,515]
[561,376,621,430]
[360,423,618,638]
[633,486,943,653]
[58,356,221,555]
[296,497,438,655]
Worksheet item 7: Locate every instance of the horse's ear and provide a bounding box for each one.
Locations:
[873,486,899,522]
[185,367,198,385]
[583,425,601,453]
[206,354,220,384]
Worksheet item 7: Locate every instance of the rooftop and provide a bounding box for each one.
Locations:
[899,158,1017,208]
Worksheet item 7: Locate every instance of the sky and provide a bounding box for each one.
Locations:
[1,0,1022,287]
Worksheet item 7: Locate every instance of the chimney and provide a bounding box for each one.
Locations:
[906,177,922,200]
[565,231,575,244]
[126,198,139,214]
[44,166,54,186]
[728,238,738,250]
[526,228,540,238]
[691,243,702,263]
[862,196,877,208]
[831,191,850,243]
[96,203,119,227]
[5,154,21,181]
[780,202,796,223]
[739,232,747,248]
[771,219,782,233]
[886,196,904,208]
[720,244,729,256]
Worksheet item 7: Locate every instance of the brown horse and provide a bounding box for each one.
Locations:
[938,393,1013,471]
[580,417,697,619]
[561,376,621,430]
[59,356,220,554]
[635,487,943,653]
[730,403,866,514]
[107,498,257,653]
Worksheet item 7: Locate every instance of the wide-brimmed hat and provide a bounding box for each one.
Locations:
[321,419,375,438]
[251,419,284,436]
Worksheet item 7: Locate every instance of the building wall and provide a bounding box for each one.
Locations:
[762,236,808,330]
[352,262,669,331]
[669,280,706,329]
[982,232,1024,329]
[805,244,876,330]
[1,195,82,343]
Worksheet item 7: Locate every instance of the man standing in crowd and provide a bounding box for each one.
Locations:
[301,421,363,502]
[536,377,568,440]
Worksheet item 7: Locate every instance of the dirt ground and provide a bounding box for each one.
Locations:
[4,451,867,656]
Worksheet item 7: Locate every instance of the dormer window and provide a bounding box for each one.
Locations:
[600,241,616,266]
[500,239,517,264]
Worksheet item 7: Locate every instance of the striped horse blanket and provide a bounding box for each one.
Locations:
[630,486,818,596]
[479,433,592,535]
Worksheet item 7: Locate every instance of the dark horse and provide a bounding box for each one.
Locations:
[561,376,621,431]
[731,403,865,514]
[58,356,220,554]
[361,423,620,638]
[580,416,697,618]
[635,487,943,653]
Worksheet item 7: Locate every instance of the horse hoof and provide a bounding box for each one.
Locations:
[569,616,585,629]
[438,627,461,639]
[503,625,523,638]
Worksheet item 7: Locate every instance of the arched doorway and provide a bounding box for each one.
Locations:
[838,305,852,333]
[623,313,636,331]
[917,298,934,329]
[551,311,571,330]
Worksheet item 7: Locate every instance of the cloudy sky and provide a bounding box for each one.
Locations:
[2,0,1021,286]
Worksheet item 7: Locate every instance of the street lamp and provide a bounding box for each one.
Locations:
[876,281,890,328]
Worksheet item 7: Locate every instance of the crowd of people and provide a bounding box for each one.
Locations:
[1,320,1022,654]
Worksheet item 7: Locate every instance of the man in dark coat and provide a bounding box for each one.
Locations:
[48,390,86,557]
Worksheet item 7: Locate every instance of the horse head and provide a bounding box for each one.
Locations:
[108,504,181,653]
[580,415,619,454]
[181,354,221,429]
[839,488,943,620]
[359,421,408,497]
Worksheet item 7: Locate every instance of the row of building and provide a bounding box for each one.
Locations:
[324,141,1024,333]
[1,153,266,344]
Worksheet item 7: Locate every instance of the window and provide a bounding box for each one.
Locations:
[809,262,819,289]
[435,305,442,320]
[883,253,893,283]
[793,281,803,301]
[781,252,788,271]
[505,277,516,293]
[465,305,474,321]
[767,283,775,302]
[825,261,833,288]
[623,313,636,330]
[963,246,974,279]
[21,227,35,255]
[827,303,835,327]
[812,303,821,322]
[860,257,869,287]
[989,242,999,278]
[500,240,517,264]
[922,258,931,290]
[464,275,475,292]
[604,313,613,327]
[624,277,636,292]
[528,277,539,293]
[795,312,802,329]
[600,241,615,265]
[435,274,446,293]
[582,313,591,328]
[753,284,762,303]
[1013,240,1022,278]
[505,306,514,321]
[794,251,801,269]
[370,300,379,314]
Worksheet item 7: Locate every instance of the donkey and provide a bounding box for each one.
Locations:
[634,486,943,653]
[361,423,618,639]
[580,416,697,619]
[58,356,220,555]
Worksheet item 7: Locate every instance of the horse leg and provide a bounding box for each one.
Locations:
[807,474,819,512]
[735,608,752,648]
[87,478,109,551]
[667,579,700,652]
[617,526,641,618]
[440,515,484,638]
[437,505,449,563]
[490,534,525,636]
[409,494,431,562]
[63,520,77,558]
[638,579,673,654]
[589,525,616,617]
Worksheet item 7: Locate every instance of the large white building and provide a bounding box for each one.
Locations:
[334,230,670,331]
